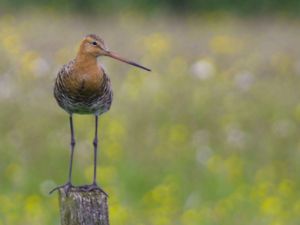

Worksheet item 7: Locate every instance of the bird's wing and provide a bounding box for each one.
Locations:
[57,59,76,78]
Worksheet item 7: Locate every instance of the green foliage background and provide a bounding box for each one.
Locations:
[1,0,300,14]
[0,1,300,225]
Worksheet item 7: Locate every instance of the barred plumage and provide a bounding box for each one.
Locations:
[54,59,113,115]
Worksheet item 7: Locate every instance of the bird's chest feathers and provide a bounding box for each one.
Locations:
[69,64,104,95]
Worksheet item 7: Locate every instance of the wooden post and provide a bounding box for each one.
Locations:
[58,187,109,225]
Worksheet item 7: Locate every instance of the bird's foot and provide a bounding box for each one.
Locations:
[77,182,108,197]
[49,182,73,194]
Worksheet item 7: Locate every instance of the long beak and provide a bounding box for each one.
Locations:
[105,51,151,72]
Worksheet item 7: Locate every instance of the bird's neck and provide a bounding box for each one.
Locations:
[74,53,99,74]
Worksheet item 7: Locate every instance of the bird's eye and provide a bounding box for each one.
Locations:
[92,41,97,46]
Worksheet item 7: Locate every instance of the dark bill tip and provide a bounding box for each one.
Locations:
[127,61,151,72]
[105,51,151,72]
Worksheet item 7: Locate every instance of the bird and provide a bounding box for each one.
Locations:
[50,34,150,194]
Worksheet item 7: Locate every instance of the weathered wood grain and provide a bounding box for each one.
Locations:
[58,187,109,225]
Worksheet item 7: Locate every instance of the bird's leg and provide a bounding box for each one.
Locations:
[68,114,76,185]
[67,114,75,187]
[78,115,107,196]
[93,114,99,185]
[50,115,75,194]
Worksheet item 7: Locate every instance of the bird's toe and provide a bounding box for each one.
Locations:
[77,183,108,196]
[49,182,73,194]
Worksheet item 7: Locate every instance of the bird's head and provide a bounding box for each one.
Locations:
[79,34,107,57]
[79,34,151,71]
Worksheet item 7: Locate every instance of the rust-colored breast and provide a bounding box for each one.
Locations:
[66,60,104,96]
[54,54,113,115]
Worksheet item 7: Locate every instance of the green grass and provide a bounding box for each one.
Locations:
[0,12,300,225]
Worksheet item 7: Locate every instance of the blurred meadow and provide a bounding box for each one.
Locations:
[1,2,300,225]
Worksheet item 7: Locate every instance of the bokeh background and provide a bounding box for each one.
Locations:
[1,1,300,225]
